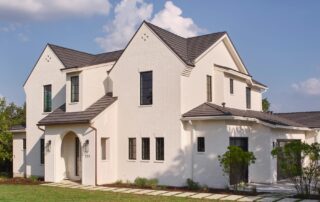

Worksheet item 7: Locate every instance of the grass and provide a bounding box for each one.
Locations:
[0,184,215,202]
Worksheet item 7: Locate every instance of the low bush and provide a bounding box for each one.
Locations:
[134,177,158,188]
[186,178,201,190]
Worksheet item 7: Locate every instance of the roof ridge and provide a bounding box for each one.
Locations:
[94,49,124,56]
[144,21,187,40]
[48,43,95,56]
[187,31,227,40]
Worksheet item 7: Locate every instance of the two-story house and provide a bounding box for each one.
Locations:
[11,21,320,188]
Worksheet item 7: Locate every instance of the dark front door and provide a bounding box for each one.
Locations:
[75,137,81,177]
[229,137,249,185]
[277,139,301,181]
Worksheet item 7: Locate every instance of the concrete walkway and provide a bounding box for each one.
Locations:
[41,182,318,202]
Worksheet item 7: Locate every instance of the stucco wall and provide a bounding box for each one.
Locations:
[24,46,66,177]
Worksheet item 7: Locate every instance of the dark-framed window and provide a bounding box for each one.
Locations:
[23,138,26,150]
[140,71,153,105]
[197,137,205,152]
[43,85,52,112]
[101,138,110,160]
[40,139,45,164]
[156,137,164,161]
[128,138,136,160]
[207,75,212,102]
[246,87,251,109]
[142,138,150,160]
[230,79,234,94]
[71,76,79,103]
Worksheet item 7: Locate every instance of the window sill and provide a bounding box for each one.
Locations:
[127,160,136,162]
[139,105,152,108]
[69,102,79,105]
[196,152,206,155]
[140,160,150,163]
[101,160,110,162]
[154,160,164,163]
[42,112,51,115]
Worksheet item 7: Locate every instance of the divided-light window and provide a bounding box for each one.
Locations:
[43,85,52,112]
[140,71,153,105]
[71,76,79,103]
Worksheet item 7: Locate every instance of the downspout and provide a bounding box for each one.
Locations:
[188,120,195,181]
[89,124,98,186]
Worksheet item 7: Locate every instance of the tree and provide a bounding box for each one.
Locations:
[262,98,270,112]
[218,146,256,190]
[271,141,320,196]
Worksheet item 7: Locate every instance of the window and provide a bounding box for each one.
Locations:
[140,71,153,105]
[71,76,79,103]
[23,138,26,150]
[207,75,212,102]
[197,137,205,152]
[230,79,234,94]
[128,138,136,160]
[141,138,150,160]
[156,137,164,161]
[101,138,110,160]
[40,139,45,164]
[246,87,251,109]
[43,85,52,112]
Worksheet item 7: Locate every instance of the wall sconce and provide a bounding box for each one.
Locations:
[46,140,52,152]
[272,141,277,148]
[83,140,89,153]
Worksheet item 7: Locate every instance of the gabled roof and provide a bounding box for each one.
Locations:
[10,124,26,132]
[38,95,117,126]
[276,111,320,129]
[183,103,306,128]
[48,44,123,69]
[145,22,226,66]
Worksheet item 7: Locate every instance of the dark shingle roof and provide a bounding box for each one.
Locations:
[38,95,117,126]
[145,22,226,66]
[183,103,306,128]
[276,112,320,128]
[10,125,26,131]
[48,44,123,69]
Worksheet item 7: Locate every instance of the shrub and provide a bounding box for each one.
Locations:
[134,177,158,188]
[29,176,39,182]
[186,178,201,190]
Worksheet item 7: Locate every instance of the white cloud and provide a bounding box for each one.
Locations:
[0,0,111,21]
[95,0,202,51]
[18,33,29,42]
[292,78,320,96]
[151,1,202,38]
[95,0,153,51]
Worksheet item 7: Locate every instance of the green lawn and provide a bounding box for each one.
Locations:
[0,185,214,202]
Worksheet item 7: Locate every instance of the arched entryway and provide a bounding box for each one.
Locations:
[61,131,82,182]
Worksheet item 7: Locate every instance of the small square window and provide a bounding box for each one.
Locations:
[197,137,205,152]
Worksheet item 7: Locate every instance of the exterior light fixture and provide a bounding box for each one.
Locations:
[46,140,52,152]
[83,140,89,153]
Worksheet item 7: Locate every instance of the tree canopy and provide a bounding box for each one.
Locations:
[262,98,270,112]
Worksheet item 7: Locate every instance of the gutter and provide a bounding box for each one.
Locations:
[89,124,98,186]
[181,116,312,131]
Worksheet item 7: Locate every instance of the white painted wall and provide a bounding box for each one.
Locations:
[24,46,66,177]
[12,133,26,177]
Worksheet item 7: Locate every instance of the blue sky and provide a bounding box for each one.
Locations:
[0,0,319,112]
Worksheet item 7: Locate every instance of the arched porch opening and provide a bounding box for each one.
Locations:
[61,131,82,182]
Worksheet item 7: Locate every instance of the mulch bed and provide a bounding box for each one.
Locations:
[0,177,44,185]
[104,183,260,196]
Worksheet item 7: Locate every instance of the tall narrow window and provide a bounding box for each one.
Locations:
[207,75,212,102]
[43,85,52,112]
[71,76,79,103]
[23,138,26,150]
[142,138,150,160]
[246,87,251,109]
[230,79,234,94]
[128,138,136,160]
[197,137,205,152]
[140,71,153,105]
[40,139,45,164]
[156,137,164,161]
[75,137,80,176]
[101,138,110,160]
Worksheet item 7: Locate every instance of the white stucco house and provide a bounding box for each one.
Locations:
[11,21,320,188]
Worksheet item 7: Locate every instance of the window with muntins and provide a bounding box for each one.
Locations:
[230,79,234,94]
[246,87,251,109]
[128,138,136,160]
[142,138,150,160]
[197,137,205,152]
[43,85,52,112]
[71,76,79,103]
[156,137,164,161]
[40,139,44,164]
[101,138,110,160]
[207,75,212,102]
[140,71,153,105]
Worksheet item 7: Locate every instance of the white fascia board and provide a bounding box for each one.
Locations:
[10,130,26,134]
[181,115,312,131]
[61,62,115,73]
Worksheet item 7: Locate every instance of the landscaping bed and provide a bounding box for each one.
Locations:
[0,177,44,185]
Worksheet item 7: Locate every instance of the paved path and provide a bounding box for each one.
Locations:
[41,182,318,201]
